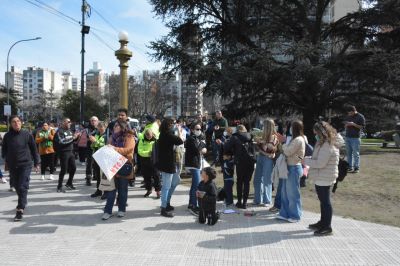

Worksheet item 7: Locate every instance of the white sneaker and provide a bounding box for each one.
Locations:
[48,174,54,180]
[81,162,86,166]
[0,177,7,183]
[288,218,300,223]
[117,211,125,218]
[102,213,113,220]
[41,175,45,180]
[9,187,15,192]
[275,215,288,221]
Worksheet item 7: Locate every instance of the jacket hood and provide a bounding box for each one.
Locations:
[234,132,252,142]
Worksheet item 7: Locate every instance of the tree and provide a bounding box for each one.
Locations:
[149,0,400,141]
[0,86,20,121]
[58,90,108,122]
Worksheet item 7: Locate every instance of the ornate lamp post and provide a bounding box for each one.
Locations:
[115,31,132,109]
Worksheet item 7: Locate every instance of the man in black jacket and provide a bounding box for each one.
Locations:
[54,118,80,192]
[2,115,40,221]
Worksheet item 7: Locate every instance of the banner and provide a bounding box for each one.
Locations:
[92,146,127,180]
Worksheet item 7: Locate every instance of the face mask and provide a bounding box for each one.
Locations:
[289,127,293,135]
[223,131,228,137]
[275,126,279,132]
[315,135,320,142]
[194,130,201,137]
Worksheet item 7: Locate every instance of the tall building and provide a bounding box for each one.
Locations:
[86,62,106,100]
[163,74,181,118]
[5,66,23,98]
[330,0,360,22]
[72,77,80,91]
[22,66,63,118]
[61,71,73,93]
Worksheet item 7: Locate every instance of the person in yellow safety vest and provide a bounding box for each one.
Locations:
[143,115,160,139]
[138,128,161,198]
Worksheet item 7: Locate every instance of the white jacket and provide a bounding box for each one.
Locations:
[272,154,288,185]
[304,135,344,186]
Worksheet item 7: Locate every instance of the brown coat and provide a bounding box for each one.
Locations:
[111,130,136,179]
[35,129,55,155]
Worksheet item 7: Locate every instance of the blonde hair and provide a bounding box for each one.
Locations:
[313,121,337,145]
[237,124,247,133]
[263,119,276,141]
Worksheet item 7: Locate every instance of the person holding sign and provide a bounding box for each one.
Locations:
[102,120,135,220]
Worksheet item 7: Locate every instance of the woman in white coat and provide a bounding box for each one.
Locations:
[305,121,344,236]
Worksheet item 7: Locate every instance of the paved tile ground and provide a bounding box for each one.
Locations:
[0,165,400,266]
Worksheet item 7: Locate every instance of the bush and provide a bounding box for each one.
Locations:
[0,125,7,132]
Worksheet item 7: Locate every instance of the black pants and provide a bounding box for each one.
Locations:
[40,153,55,175]
[58,152,76,188]
[236,162,255,205]
[199,210,219,225]
[86,148,93,178]
[141,156,160,191]
[78,147,86,162]
[10,166,31,210]
[93,161,101,189]
[315,185,332,229]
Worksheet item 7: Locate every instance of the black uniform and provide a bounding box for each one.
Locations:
[54,128,76,189]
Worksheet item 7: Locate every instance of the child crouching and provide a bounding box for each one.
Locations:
[197,167,219,225]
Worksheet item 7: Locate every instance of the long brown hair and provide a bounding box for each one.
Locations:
[262,119,276,142]
[313,121,337,145]
[291,120,304,140]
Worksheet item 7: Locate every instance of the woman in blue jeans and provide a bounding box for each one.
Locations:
[253,119,279,206]
[184,122,207,215]
[102,120,135,220]
[305,121,344,236]
[156,118,184,218]
[276,120,305,222]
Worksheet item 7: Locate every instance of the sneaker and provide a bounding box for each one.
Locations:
[268,206,279,213]
[288,218,300,223]
[48,174,54,180]
[161,208,174,218]
[188,206,200,216]
[166,204,174,212]
[9,187,15,192]
[41,175,45,180]
[235,202,243,209]
[314,227,333,236]
[144,190,152,197]
[102,213,113,220]
[90,189,102,198]
[353,168,359,173]
[308,221,322,231]
[57,187,65,193]
[347,168,354,173]
[14,210,23,222]
[100,193,108,200]
[128,180,135,187]
[65,184,76,190]
[0,177,7,183]
[81,162,86,166]
[117,211,126,218]
[275,215,288,221]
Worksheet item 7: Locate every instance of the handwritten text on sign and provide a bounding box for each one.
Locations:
[92,146,128,180]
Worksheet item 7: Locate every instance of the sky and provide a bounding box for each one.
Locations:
[0,0,169,84]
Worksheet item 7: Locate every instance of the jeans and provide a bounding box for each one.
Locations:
[10,166,32,210]
[104,178,129,214]
[345,137,361,169]
[58,152,76,188]
[222,159,234,205]
[160,169,181,208]
[273,179,283,209]
[253,155,274,204]
[315,185,332,229]
[279,165,303,220]
[189,169,201,207]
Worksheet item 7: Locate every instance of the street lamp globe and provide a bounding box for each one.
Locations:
[118,31,129,42]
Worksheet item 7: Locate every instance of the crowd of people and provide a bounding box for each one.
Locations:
[1,105,365,236]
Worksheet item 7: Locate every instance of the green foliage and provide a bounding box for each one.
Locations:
[58,90,108,122]
[0,86,20,119]
[149,0,400,141]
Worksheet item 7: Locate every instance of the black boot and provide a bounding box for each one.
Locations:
[161,207,173,218]
[85,176,91,186]
[90,189,102,198]
[166,203,174,212]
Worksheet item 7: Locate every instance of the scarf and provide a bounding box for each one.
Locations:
[111,131,125,148]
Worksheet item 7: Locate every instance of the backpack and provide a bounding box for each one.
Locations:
[240,139,257,163]
[332,158,349,193]
[151,140,159,167]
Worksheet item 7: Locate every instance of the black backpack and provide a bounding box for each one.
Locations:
[332,158,349,193]
[240,139,257,163]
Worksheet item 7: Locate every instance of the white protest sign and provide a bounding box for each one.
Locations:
[92,146,127,180]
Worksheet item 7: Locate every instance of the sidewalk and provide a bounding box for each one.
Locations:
[0,165,399,265]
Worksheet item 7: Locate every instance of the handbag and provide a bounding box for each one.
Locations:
[99,171,116,191]
[117,162,133,177]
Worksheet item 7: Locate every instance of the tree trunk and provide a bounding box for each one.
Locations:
[302,109,319,146]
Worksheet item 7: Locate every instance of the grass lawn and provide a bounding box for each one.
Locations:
[181,149,400,227]
[361,138,384,144]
